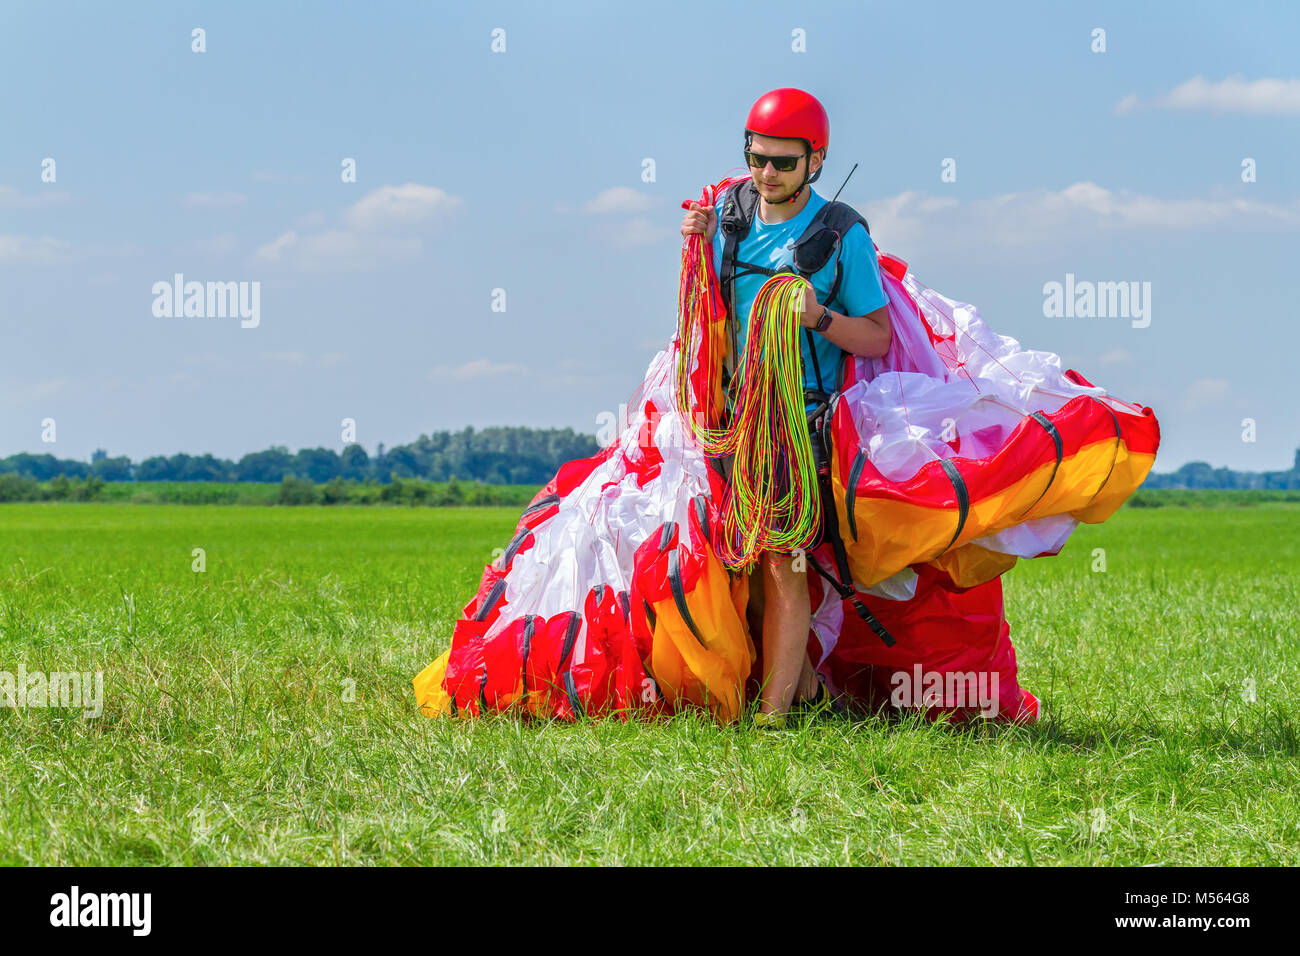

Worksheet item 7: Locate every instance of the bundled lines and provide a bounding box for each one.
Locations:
[712,274,822,571]
[673,177,822,572]
[672,246,819,567]
[673,179,741,443]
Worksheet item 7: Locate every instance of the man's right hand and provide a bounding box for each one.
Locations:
[681,201,718,240]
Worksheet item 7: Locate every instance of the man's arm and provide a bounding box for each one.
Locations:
[818,304,891,359]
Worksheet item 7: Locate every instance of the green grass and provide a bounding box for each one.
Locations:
[0,500,1296,865]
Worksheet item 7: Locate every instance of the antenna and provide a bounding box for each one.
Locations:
[831,163,858,203]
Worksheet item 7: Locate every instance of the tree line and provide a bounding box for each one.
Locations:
[1139,447,1300,490]
[3,427,1298,491]
[0,473,538,507]
[0,426,600,486]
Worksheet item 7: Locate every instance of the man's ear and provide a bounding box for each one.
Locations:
[812,148,826,173]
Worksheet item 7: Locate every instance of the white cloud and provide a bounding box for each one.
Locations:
[257,351,346,369]
[1113,93,1140,115]
[260,351,309,366]
[256,231,299,262]
[250,170,306,184]
[538,357,612,389]
[181,191,248,209]
[608,217,673,246]
[181,353,228,368]
[429,359,527,382]
[164,371,200,389]
[178,233,239,258]
[0,235,74,263]
[1116,75,1300,116]
[344,183,461,231]
[547,185,672,246]
[0,235,141,264]
[1182,378,1230,412]
[0,186,72,208]
[861,182,1300,248]
[256,183,455,270]
[0,377,69,409]
[581,186,657,214]
[255,229,421,271]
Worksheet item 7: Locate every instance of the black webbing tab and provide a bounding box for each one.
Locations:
[807,471,897,648]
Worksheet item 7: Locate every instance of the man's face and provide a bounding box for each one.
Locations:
[747,133,824,203]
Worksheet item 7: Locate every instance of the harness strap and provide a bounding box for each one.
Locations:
[803,326,827,394]
[805,472,897,648]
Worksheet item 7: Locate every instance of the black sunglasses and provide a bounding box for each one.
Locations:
[744,150,804,172]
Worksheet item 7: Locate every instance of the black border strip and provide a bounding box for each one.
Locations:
[474,578,507,622]
[668,550,707,648]
[846,449,866,542]
[557,612,584,718]
[939,458,970,553]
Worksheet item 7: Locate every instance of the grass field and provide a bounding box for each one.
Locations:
[1,500,1296,865]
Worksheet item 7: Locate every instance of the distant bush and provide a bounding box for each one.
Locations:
[41,475,105,502]
[0,474,42,502]
[320,476,350,505]
[278,475,319,506]
[1126,488,1300,508]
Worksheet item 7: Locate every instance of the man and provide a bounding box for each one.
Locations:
[680,88,893,725]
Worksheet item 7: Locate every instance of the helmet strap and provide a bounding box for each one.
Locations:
[785,146,813,203]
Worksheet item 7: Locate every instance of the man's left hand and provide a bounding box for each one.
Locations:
[798,284,823,328]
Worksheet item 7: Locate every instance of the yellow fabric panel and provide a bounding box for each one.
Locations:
[648,603,743,721]
[1074,449,1157,523]
[1018,437,1116,521]
[647,608,689,710]
[834,436,1158,586]
[646,552,752,723]
[926,544,1020,589]
[488,686,527,713]
[830,472,958,588]
[524,681,560,720]
[963,458,1060,539]
[696,555,755,697]
[413,650,453,718]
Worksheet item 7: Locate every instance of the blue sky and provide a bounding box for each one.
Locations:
[2,0,1297,472]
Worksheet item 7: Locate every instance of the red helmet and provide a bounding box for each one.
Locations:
[744,88,829,153]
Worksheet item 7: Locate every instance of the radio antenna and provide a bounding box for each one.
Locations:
[831,163,858,203]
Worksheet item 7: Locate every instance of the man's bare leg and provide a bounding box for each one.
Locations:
[756,551,816,715]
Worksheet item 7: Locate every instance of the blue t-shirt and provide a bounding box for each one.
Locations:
[710,186,889,414]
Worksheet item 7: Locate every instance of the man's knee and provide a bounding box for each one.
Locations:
[761,551,807,603]
[761,550,799,578]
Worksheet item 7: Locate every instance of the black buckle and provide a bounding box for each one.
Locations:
[849,597,896,648]
[804,388,836,475]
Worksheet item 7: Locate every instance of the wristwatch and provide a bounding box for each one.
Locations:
[813,305,833,333]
